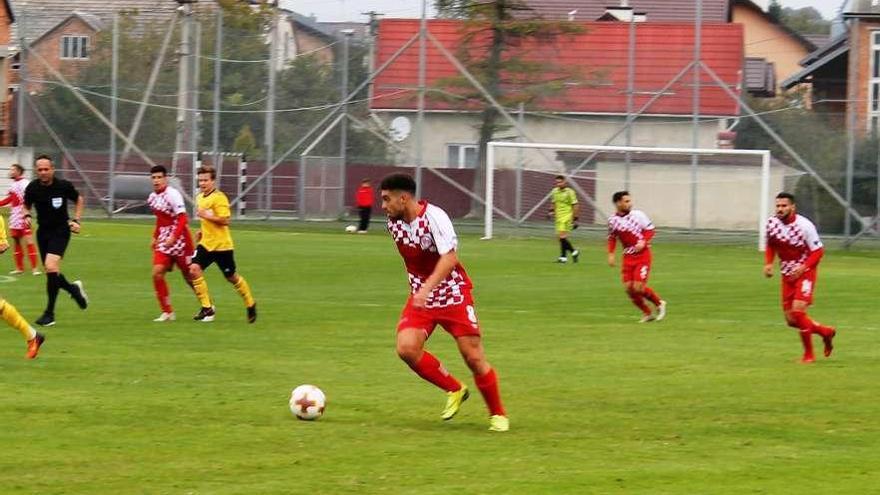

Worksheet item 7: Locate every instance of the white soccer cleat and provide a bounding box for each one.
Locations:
[656,300,667,321]
[556,256,568,263]
[638,314,657,323]
[8,269,23,275]
[32,269,42,276]
[153,312,176,322]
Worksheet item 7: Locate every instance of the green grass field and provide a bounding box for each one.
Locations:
[0,221,878,494]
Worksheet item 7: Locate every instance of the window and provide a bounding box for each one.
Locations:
[60,36,89,60]
[446,144,478,169]
[870,32,880,134]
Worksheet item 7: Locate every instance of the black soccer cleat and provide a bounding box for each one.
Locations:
[247,303,257,324]
[36,312,56,327]
[193,306,216,322]
[70,280,89,309]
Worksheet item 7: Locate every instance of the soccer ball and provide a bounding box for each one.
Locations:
[289,384,326,421]
[345,225,357,233]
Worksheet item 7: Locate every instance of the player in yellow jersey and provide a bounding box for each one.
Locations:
[188,166,257,323]
[548,175,580,263]
[0,215,45,358]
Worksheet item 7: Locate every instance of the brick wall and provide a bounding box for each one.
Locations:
[0,1,11,145]
[27,17,100,92]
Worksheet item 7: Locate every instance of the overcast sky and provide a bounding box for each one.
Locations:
[280,0,842,23]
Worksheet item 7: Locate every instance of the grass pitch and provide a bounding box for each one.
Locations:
[0,221,878,494]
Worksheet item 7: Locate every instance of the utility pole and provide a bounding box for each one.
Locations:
[174,0,196,179]
[361,11,382,104]
[340,29,354,215]
[264,1,279,219]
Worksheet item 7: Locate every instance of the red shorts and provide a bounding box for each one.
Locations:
[782,269,818,311]
[397,295,481,339]
[10,228,32,238]
[622,256,651,284]
[153,251,191,272]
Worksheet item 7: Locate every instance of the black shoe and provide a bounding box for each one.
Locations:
[193,306,216,322]
[247,303,257,324]
[70,280,88,309]
[36,312,55,327]
[572,250,580,263]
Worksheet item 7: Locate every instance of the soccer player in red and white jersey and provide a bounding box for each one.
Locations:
[0,164,41,275]
[148,165,196,322]
[763,192,836,363]
[607,191,667,323]
[380,173,508,432]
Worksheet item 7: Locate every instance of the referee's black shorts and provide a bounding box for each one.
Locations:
[37,227,71,262]
[191,245,237,277]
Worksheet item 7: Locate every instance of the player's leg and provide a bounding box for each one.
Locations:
[635,262,666,318]
[188,247,215,321]
[10,234,24,274]
[622,263,652,320]
[152,253,175,321]
[219,251,256,323]
[396,300,463,396]
[454,335,508,431]
[790,272,835,358]
[43,231,87,312]
[0,297,44,359]
[24,232,40,273]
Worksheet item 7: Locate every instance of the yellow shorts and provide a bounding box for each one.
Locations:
[555,215,573,233]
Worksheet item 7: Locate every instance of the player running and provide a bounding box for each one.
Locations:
[380,173,508,432]
[763,192,836,363]
[148,165,196,322]
[188,166,256,323]
[548,175,580,263]
[607,191,667,323]
[0,215,44,358]
[0,164,41,275]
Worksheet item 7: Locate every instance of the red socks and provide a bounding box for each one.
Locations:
[410,351,461,393]
[153,277,172,313]
[475,368,506,416]
[791,311,815,358]
[643,287,662,306]
[13,245,23,271]
[626,289,651,315]
[27,244,37,269]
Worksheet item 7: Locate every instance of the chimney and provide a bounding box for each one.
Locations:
[716,131,737,149]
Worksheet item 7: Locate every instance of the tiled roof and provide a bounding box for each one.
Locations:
[522,0,729,22]
[803,33,830,48]
[10,0,212,45]
[371,19,743,116]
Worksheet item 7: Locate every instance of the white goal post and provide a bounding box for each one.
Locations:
[485,142,773,250]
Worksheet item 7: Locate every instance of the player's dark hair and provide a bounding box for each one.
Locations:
[776,192,795,203]
[150,165,168,176]
[197,165,217,180]
[555,175,565,181]
[35,154,53,164]
[612,190,630,203]
[10,163,24,174]
[380,173,416,195]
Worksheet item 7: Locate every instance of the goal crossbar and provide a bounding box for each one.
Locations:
[485,142,772,250]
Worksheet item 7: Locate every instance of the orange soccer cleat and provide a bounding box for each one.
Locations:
[26,332,45,359]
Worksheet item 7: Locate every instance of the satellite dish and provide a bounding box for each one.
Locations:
[390,116,412,142]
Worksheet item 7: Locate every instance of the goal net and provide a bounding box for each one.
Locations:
[485,142,792,250]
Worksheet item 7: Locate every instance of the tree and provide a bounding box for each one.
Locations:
[431,0,586,214]
[780,6,831,35]
[767,0,783,23]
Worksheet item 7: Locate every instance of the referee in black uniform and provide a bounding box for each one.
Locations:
[23,155,88,327]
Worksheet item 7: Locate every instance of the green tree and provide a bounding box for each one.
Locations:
[431,0,586,213]
[780,6,831,35]
[767,0,783,23]
[233,124,257,157]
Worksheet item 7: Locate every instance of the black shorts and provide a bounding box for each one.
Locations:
[191,246,237,277]
[37,227,71,262]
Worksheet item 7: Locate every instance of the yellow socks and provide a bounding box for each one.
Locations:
[233,276,255,307]
[192,276,213,308]
[0,299,37,341]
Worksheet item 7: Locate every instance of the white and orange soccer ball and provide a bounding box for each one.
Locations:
[289,384,326,421]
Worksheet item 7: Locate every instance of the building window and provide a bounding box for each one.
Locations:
[446,144,478,169]
[870,31,880,134]
[60,36,89,60]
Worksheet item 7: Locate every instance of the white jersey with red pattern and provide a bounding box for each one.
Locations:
[387,201,472,309]
[5,178,29,229]
[608,209,654,256]
[765,214,823,277]
[148,185,192,257]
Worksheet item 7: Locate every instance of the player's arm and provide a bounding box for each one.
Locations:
[763,231,775,277]
[0,192,13,207]
[607,224,617,267]
[198,197,231,226]
[570,190,580,221]
[414,251,459,308]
